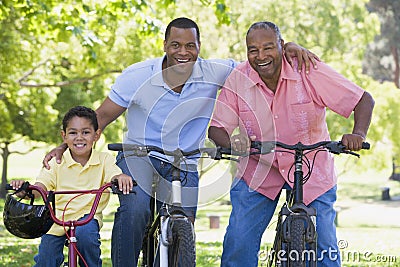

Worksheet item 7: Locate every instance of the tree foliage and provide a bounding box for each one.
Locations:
[0,0,230,197]
[363,0,400,88]
[0,0,398,197]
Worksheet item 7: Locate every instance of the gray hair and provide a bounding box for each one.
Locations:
[246,21,282,42]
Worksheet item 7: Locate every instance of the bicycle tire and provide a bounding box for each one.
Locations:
[288,218,306,267]
[168,219,196,267]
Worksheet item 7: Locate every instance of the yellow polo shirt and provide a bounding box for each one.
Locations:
[37,149,121,236]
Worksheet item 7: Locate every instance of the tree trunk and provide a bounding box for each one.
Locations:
[391,45,399,89]
[0,142,10,199]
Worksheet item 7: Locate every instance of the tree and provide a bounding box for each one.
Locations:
[363,0,400,88]
[0,0,231,198]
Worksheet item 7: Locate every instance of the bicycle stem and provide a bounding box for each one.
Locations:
[293,150,304,204]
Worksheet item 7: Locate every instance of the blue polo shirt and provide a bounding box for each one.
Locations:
[108,56,236,161]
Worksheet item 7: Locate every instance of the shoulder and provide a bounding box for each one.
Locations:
[197,58,238,83]
[122,58,160,73]
[91,150,115,162]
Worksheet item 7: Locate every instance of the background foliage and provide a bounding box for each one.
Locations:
[1,0,399,197]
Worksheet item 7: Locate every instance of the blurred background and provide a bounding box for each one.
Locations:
[1,0,399,266]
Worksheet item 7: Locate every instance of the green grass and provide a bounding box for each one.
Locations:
[1,156,400,266]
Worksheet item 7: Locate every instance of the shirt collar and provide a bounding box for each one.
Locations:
[63,149,100,168]
[150,56,203,87]
[247,56,299,87]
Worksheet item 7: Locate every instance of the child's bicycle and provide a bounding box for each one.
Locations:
[4,180,131,267]
[213,140,369,267]
[108,143,216,267]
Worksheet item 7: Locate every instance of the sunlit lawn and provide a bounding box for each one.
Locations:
[1,152,400,266]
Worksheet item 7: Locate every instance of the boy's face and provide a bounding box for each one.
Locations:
[61,116,100,161]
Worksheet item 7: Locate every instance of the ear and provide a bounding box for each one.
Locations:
[94,129,102,142]
[163,40,167,53]
[280,39,285,50]
[61,130,66,141]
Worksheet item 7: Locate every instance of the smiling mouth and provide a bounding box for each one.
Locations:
[176,58,190,63]
[74,144,86,148]
[258,60,272,67]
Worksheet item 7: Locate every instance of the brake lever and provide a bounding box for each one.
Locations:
[325,142,361,157]
[343,150,360,158]
[221,156,240,162]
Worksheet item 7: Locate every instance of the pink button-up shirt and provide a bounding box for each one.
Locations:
[210,57,364,204]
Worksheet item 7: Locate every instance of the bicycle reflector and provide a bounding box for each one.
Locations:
[3,193,54,239]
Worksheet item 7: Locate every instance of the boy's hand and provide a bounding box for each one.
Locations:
[113,174,134,194]
[10,180,28,198]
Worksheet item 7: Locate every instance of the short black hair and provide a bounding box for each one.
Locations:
[62,106,98,132]
[165,17,200,42]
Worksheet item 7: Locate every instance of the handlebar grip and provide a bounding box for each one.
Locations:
[5,184,13,190]
[362,142,370,150]
[108,143,124,151]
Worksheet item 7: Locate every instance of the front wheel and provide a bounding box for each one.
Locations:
[288,218,306,267]
[168,218,196,267]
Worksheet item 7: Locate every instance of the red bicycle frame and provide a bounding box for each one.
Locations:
[21,182,114,267]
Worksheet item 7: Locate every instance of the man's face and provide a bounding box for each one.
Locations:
[246,28,284,83]
[163,27,200,74]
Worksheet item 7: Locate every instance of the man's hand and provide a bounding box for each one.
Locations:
[42,143,68,170]
[284,42,319,73]
[341,133,365,151]
[113,174,134,195]
[230,134,256,153]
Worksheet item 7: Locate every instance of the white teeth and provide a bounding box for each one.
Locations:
[258,61,271,66]
[75,144,85,148]
[177,59,189,63]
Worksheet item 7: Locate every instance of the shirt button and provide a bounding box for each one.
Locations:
[274,115,279,119]
[281,169,285,173]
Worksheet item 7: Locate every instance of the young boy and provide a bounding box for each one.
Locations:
[11,106,133,267]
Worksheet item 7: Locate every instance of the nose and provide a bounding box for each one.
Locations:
[178,45,189,55]
[257,50,268,60]
[75,132,84,139]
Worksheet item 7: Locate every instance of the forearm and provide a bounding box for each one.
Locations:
[208,126,231,148]
[352,91,375,138]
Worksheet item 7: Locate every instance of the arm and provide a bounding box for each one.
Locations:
[341,91,375,151]
[95,97,126,131]
[284,42,320,73]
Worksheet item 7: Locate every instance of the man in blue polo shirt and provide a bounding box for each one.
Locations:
[43,17,317,266]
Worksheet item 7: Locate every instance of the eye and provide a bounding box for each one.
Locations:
[186,43,196,49]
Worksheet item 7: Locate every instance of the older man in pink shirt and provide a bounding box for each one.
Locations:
[208,21,374,267]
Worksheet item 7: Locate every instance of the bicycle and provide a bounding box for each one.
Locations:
[108,143,210,267]
[211,140,369,267]
[4,180,130,267]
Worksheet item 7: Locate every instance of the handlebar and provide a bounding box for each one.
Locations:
[250,141,370,157]
[5,180,128,228]
[108,143,218,158]
[108,140,370,161]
